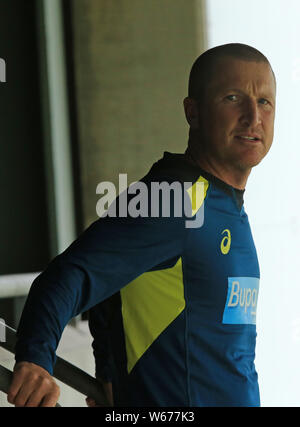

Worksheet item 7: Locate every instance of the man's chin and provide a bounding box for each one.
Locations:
[235,147,268,170]
[233,154,264,173]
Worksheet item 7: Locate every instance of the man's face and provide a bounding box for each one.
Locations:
[194,57,276,172]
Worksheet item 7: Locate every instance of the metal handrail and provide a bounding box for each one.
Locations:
[0,326,109,406]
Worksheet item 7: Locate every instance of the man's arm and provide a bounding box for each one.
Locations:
[9,208,186,406]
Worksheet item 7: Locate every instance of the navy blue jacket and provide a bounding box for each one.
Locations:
[16,152,260,406]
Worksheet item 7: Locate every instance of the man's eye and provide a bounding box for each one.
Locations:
[258,98,269,105]
[226,95,238,101]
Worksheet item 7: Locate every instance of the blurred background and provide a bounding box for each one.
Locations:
[0,0,299,407]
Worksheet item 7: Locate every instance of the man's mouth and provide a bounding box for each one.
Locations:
[235,134,262,142]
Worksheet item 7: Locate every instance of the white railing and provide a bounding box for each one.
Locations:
[0,273,40,298]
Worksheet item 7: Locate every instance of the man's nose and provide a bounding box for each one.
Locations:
[239,99,262,128]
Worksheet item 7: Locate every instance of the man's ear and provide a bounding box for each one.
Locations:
[183,97,200,129]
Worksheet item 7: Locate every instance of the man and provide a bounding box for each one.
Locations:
[7,43,276,407]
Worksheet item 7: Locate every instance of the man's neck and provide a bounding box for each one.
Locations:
[184,147,250,191]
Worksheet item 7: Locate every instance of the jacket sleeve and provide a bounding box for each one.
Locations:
[15,209,186,375]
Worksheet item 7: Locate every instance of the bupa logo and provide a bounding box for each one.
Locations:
[222,277,259,325]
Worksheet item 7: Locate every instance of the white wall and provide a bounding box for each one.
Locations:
[204,0,300,406]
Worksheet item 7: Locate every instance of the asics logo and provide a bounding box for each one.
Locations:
[221,229,231,255]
